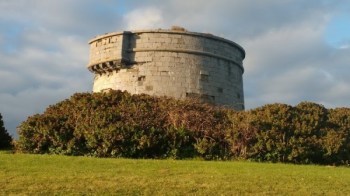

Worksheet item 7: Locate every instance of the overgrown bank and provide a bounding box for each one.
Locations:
[16,90,350,165]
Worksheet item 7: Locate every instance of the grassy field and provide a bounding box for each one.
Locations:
[0,150,349,195]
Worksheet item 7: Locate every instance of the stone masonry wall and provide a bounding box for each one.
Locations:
[87,28,245,110]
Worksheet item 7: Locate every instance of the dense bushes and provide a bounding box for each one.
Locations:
[229,103,350,164]
[16,91,229,159]
[16,90,350,165]
[0,113,12,149]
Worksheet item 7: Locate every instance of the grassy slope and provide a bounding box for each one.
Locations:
[1,151,349,195]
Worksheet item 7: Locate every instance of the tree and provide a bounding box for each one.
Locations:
[0,113,12,149]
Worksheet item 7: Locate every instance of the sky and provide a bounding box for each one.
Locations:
[1,0,350,137]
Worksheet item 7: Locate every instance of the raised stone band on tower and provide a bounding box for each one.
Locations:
[87,27,245,110]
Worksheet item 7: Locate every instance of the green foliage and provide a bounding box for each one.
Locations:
[325,108,350,164]
[15,91,350,165]
[247,104,296,162]
[0,113,12,149]
[290,102,328,163]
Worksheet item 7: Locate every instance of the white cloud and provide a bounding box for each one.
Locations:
[123,7,165,30]
[339,44,350,49]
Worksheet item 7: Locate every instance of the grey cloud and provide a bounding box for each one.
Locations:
[123,0,338,39]
[0,0,103,136]
[0,1,124,39]
[0,84,91,138]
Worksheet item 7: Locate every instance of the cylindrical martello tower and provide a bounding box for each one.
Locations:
[87,27,245,110]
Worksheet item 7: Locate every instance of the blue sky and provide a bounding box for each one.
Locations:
[325,13,350,48]
[1,0,350,137]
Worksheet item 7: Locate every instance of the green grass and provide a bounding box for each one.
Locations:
[1,151,349,195]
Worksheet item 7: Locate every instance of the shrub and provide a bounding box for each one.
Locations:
[0,113,12,149]
[324,108,350,164]
[225,110,257,159]
[247,104,296,162]
[285,102,328,164]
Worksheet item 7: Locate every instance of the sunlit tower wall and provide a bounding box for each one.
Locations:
[87,27,245,110]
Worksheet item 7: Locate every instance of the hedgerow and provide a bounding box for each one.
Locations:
[15,90,350,165]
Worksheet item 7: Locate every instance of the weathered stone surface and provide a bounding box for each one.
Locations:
[87,28,246,110]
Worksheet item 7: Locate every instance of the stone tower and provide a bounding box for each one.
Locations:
[87,27,245,110]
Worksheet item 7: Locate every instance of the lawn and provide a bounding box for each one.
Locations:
[1,150,349,195]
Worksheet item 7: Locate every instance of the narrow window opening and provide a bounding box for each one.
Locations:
[138,76,146,81]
